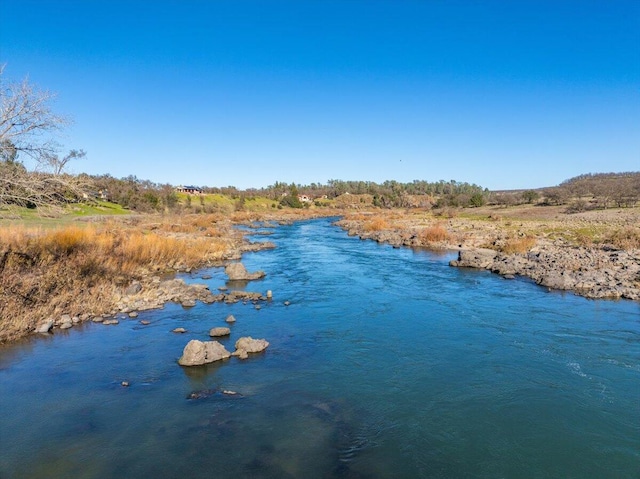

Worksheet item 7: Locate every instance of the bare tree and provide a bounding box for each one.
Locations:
[0,65,68,163]
[0,66,88,210]
[40,148,86,175]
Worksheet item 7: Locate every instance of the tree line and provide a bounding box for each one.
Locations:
[1,68,638,214]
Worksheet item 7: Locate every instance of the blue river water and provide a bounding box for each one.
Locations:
[1,218,639,478]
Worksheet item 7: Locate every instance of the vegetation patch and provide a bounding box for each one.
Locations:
[500,236,537,254]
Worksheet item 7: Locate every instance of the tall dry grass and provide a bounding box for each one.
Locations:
[363,217,390,232]
[0,222,236,342]
[418,223,449,244]
[500,236,537,254]
[607,227,640,250]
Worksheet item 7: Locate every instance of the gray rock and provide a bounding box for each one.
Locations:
[234,337,269,355]
[103,319,119,325]
[181,299,196,307]
[128,311,139,318]
[225,262,266,281]
[225,314,236,323]
[232,349,249,360]
[209,327,231,337]
[178,340,231,366]
[172,327,187,333]
[450,248,498,269]
[140,320,151,325]
[91,316,104,323]
[125,281,143,295]
[538,272,576,291]
[35,319,54,334]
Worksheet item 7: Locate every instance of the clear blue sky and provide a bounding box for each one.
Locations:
[2,0,639,190]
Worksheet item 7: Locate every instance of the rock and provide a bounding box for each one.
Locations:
[201,274,212,280]
[232,349,249,360]
[91,316,104,323]
[59,314,72,324]
[178,340,231,366]
[72,316,81,324]
[538,271,576,291]
[125,281,143,296]
[225,314,236,323]
[234,337,269,354]
[128,311,139,318]
[254,305,261,310]
[224,262,266,281]
[209,327,231,337]
[140,320,151,325]
[187,389,217,400]
[172,327,187,333]
[450,248,498,269]
[121,381,130,387]
[35,319,54,334]
[222,390,238,395]
[181,299,197,307]
[103,319,119,325]
[284,301,291,306]
[266,290,273,299]
[59,322,73,330]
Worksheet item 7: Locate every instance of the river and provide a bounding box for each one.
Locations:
[1,218,639,478]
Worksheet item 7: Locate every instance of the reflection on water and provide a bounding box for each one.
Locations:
[1,218,639,478]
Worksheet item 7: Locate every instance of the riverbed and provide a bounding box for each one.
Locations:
[1,218,638,478]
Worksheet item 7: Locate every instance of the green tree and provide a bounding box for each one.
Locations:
[522,190,540,204]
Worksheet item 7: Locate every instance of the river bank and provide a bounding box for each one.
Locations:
[336,206,640,301]
[0,210,332,343]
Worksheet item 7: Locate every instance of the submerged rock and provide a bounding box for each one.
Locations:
[178,340,231,366]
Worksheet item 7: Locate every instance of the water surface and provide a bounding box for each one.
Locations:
[1,218,639,478]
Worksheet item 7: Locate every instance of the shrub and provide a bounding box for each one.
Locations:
[607,227,640,250]
[363,217,389,232]
[419,223,449,243]
[500,236,536,254]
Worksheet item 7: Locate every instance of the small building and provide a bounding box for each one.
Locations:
[176,185,203,195]
[298,195,311,203]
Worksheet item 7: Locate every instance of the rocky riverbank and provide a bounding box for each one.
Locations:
[336,208,640,301]
[1,212,308,343]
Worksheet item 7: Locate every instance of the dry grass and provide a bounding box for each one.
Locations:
[363,217,390,232]
[418,223,450,243]
[500,236,537,254]
[607,227,640,250]
[0,221,236,342]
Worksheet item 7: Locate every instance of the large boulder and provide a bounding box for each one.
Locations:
[178,340,231,366]
[234,337,269,356]
[225,262,266,281]
[209,327,231,337]
[450,248,498,269]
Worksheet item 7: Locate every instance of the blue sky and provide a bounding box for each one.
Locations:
[2,0,639,190]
